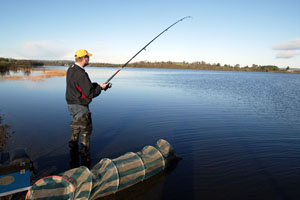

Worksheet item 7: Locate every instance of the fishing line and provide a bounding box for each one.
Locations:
[105,16,192,84]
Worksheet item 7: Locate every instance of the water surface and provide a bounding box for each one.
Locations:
[1,67,300,200]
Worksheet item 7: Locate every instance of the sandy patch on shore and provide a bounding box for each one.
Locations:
[0,69,66,81]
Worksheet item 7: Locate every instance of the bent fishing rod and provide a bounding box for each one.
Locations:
[105,16,191,84]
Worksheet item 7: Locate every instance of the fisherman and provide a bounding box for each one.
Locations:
[66,49,108,155]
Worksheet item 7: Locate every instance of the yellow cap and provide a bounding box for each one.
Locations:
[75,49,93,58]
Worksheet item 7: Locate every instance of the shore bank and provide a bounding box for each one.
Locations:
[1,57,299,73]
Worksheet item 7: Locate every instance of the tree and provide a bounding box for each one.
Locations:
[251,64,258,69]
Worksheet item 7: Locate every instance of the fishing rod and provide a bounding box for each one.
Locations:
[105,16,192,85]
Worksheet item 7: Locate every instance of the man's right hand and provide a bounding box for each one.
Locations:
[100,83,112,91]
[100,83,108,90]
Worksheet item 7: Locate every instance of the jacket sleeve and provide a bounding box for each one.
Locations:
[91,82,102,97]
[77,72,102,99]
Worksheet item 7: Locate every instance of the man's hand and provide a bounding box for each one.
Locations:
[100,83,108,90]
[100,83,112,91]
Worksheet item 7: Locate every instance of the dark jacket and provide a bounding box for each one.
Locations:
[66,64,102,106]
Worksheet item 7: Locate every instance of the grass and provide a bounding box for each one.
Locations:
[0,69,66,81]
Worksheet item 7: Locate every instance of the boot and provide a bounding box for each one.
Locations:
[69,143,80,168]
[80,133,90,155]
[75,112,92,155]
[69,122,80,148]
[81,151,91,168]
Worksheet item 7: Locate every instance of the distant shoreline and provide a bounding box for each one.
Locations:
[1,57,299,73]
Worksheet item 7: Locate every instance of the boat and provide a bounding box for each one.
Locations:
[0,148,31,197]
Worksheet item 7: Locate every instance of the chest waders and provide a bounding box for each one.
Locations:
[69,112,92,155]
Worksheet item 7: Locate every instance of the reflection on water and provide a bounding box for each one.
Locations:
[0,116,12,152]
[1,67,300,200]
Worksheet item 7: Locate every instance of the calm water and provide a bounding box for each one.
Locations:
[1,67,300,200]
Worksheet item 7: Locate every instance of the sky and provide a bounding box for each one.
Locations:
[1,0,300,68]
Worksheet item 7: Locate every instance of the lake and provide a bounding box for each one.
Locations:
[1,67,300,200]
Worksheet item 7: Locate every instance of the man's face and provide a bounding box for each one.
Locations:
[83,56,90,67]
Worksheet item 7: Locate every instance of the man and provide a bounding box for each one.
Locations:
[66,49,108,155]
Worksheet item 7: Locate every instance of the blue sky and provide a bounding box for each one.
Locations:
[1,0,300,68]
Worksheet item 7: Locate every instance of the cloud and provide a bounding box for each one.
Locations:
[273,38,300,50]
[276,50,300,59]
[273,38,300,59]
[17,40,73,60]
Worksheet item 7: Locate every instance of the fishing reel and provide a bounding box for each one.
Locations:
[104,82,112,91]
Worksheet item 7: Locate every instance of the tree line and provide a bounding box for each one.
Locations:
[125,61,286,72]
[0,57,297,73]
